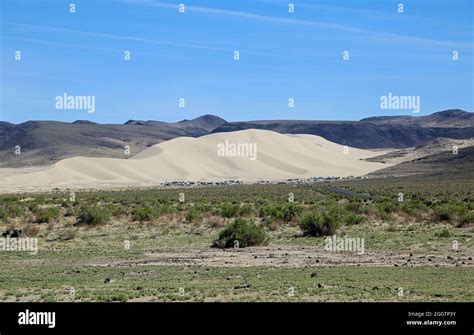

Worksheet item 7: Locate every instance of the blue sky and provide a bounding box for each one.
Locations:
[1,0,472,124]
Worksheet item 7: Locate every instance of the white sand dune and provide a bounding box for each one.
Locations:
[0,129,391,193]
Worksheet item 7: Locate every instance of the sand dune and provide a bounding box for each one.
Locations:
[0,129,391,193]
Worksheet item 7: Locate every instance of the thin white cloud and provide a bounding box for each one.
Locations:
[119,0,473,49]
[2,36,125,52]
[3,21,232,52]
[2,70,93,83]
[295,1,473,32]
[3,22,284,58]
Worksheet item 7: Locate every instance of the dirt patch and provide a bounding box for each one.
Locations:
[88,245,474,268]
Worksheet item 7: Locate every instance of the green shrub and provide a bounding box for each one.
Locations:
[376,200,398,214]
[185,208,201,223]
[401,200,427,218]
[459,211,474,227]
[76,207,109,226]
[344,202,361,213]
[132,207,157,222]
[379,211,391,222]
[64,208,75,217]
[299,205,342,236]
[157,204,174,216]
[238,204,254,217]
[282,204,300,223]
[358,204,372,215]
[258,204,288,220]
[435,227,453,238]
[4,205,24,219]
[195,203,212,213]
[35,207,60,223]
[345,213,365,225]
[213,219,268,248]
[220,204,239,218]
[434,202,469,223]
[434,206,453,222]
[468,200,474,211]
[106,204,127,218]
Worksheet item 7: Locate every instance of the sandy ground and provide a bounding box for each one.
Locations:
[0,130,391,193]
[88,245,474,268]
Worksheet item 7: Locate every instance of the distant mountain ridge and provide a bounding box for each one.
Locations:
[123,114,226,131]
[0,110,472,167]
[212,109,474,149]
[0,115,227,167]
[360,109,473,128]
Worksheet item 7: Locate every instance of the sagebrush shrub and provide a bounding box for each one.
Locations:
[76,207,109,225]
[299,205,343,236]
[185,208,201,223]
[282,204,301,223]
[220,204,240,218]
[435,227,452,238]
[35,207,60,224]
[459,211,474,227]
[213,219,268,248]
[132,207,157,222]
[345,213,365,225]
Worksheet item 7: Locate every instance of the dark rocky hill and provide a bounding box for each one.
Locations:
[212,110,474,149]
[1,110,472,167]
